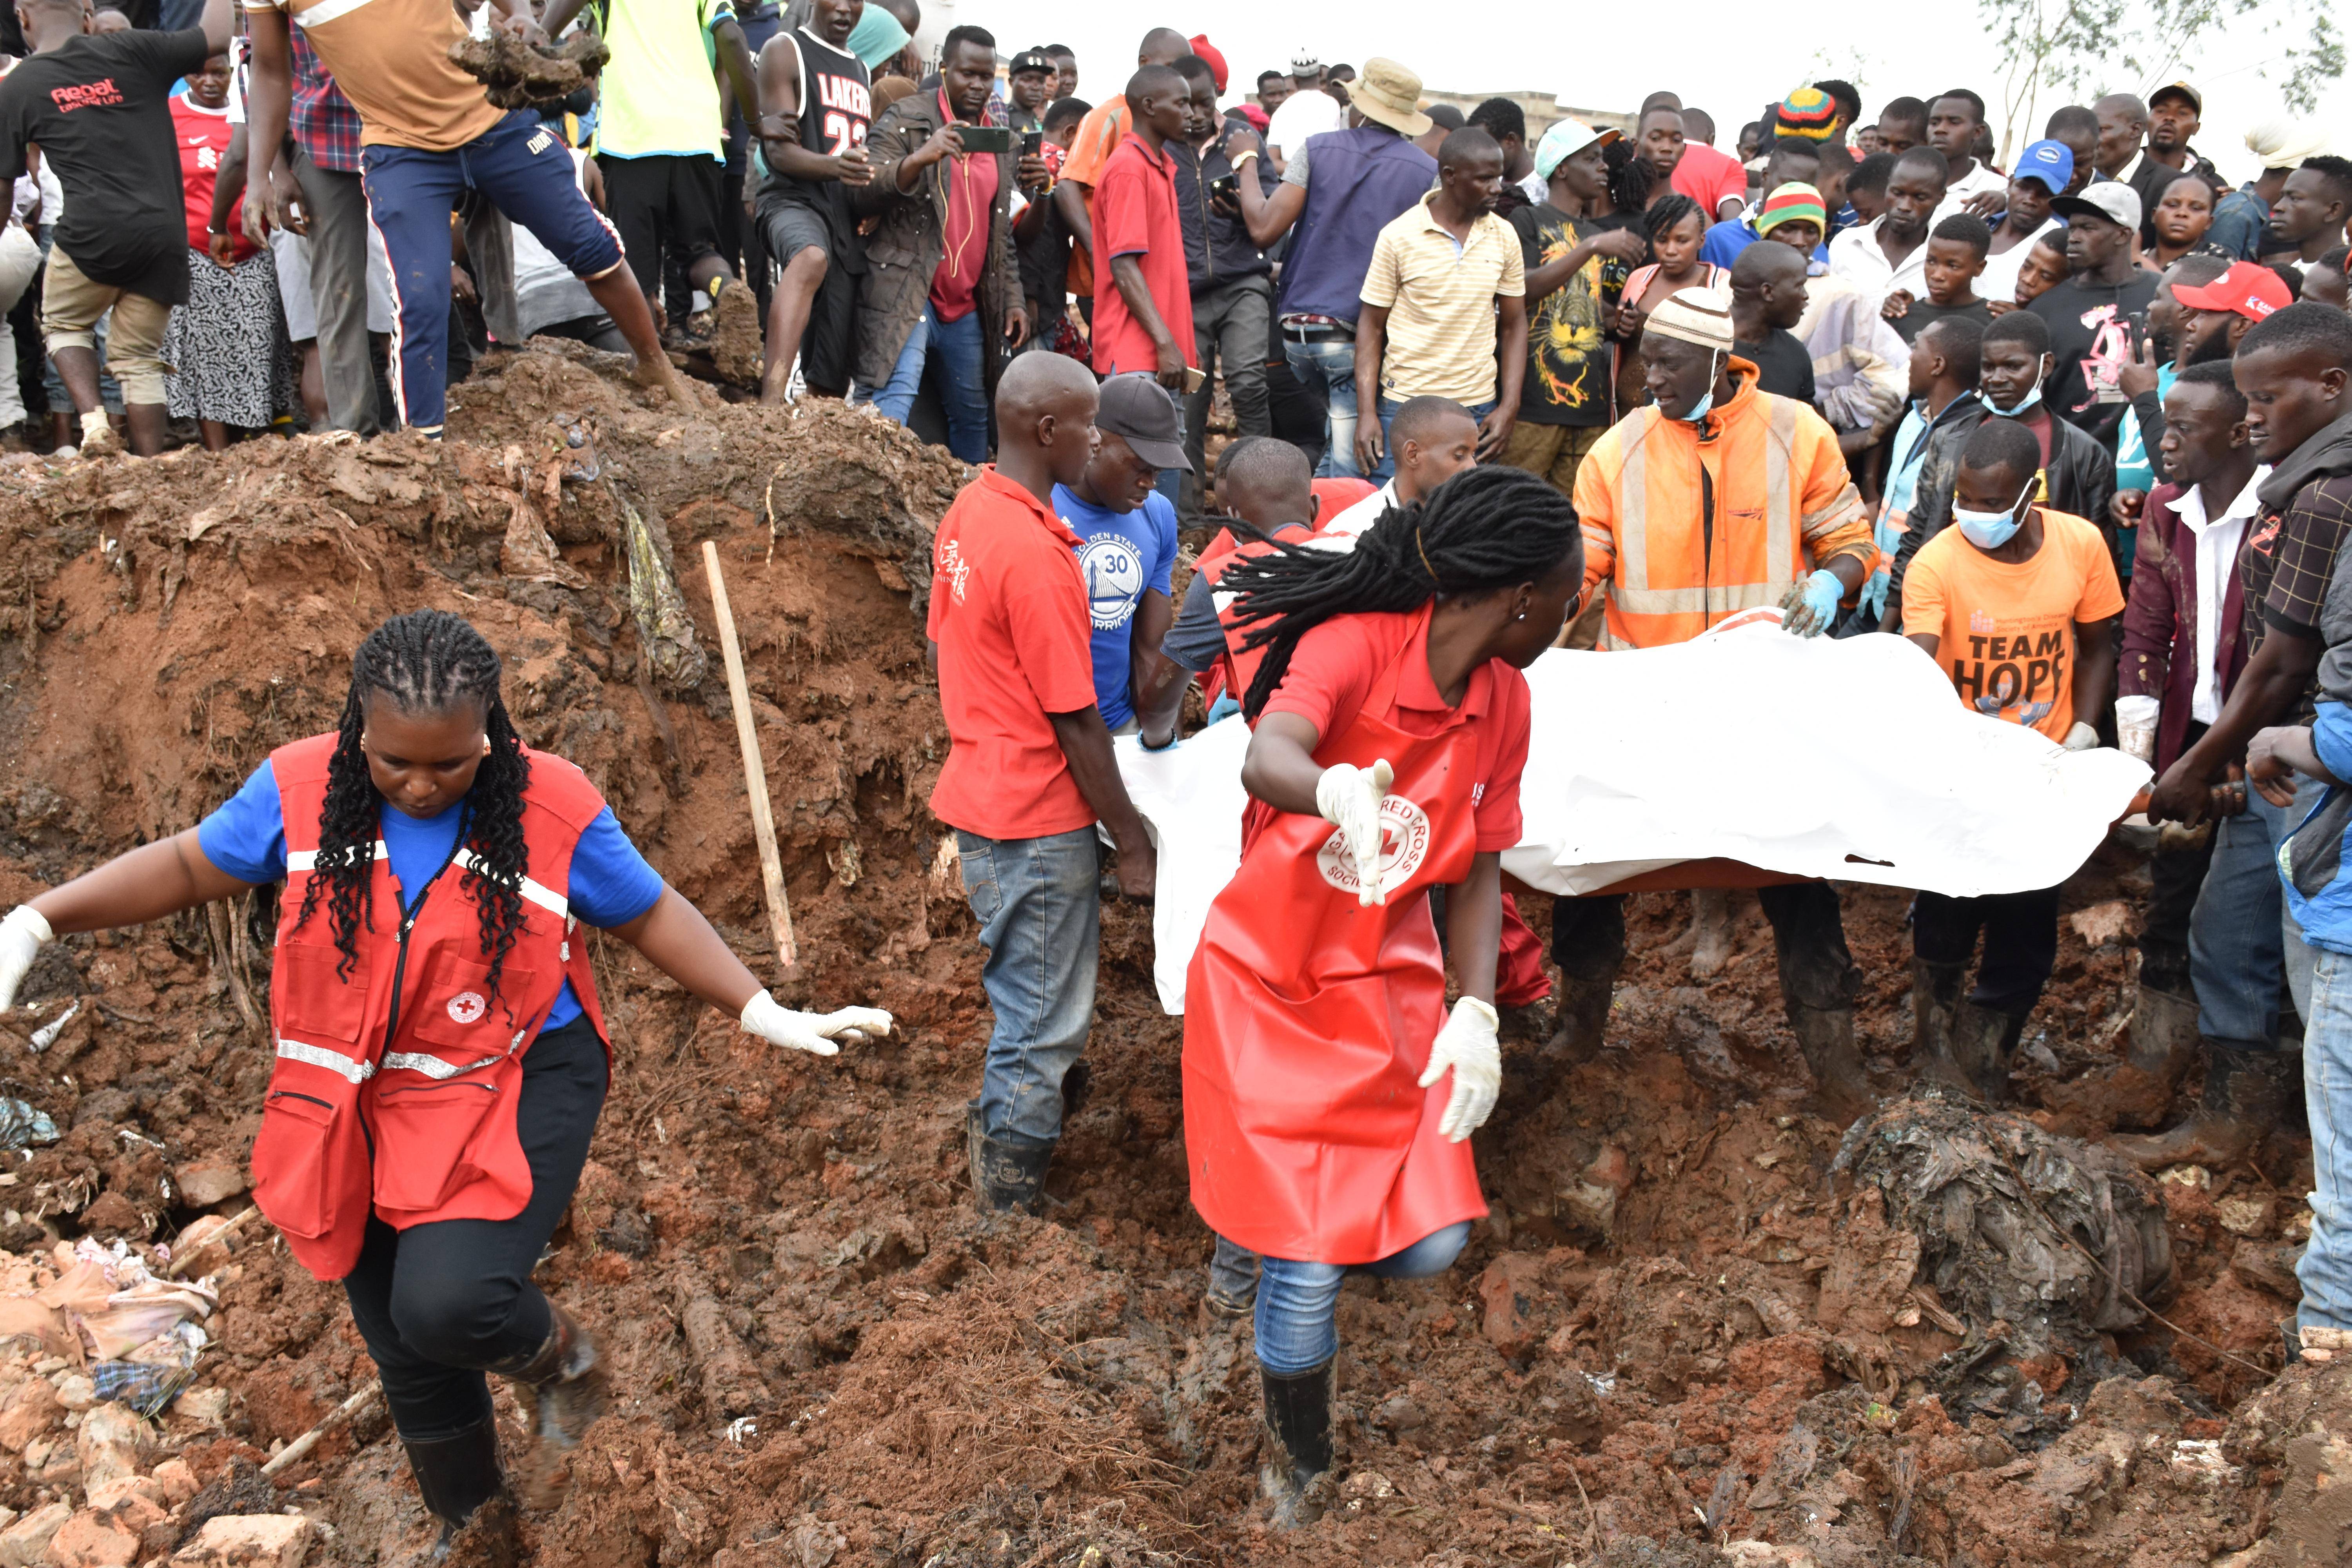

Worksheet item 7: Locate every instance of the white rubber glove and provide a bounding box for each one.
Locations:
[1417,996,1501,1142]
[2113,695,2159,764]
[1315,759,1394,907]
[0,906,51,1013]
[2063,721,2101,752]
[738,992,893,1056]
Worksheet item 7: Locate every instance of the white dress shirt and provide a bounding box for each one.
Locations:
[2175,465,2268,724]
[1828,215,1931,307]
[1931,158,2011,222]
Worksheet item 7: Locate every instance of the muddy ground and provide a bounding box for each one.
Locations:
[0,343,2334,1567]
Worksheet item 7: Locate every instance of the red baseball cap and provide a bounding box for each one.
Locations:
[1189,34,1229,94]
[2172,260,2293,322]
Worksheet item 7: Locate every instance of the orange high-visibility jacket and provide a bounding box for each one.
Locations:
[1572,363,1873,650]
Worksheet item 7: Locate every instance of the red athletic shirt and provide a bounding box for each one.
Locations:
[1089,131,1196,376]
[171,96,255,261]
[926,466,1102,840]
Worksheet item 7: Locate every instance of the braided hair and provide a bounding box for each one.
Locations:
[294,610,533,1000]
[1220,466,1583,719]
[1602,137,1655,216]
[1644,191,1704,248]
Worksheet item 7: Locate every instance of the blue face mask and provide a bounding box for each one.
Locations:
[1954,474,2038,551]
[1983,381,2043,418]
[1669,350,1723,423]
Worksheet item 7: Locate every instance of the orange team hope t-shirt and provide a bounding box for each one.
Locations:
[1901,507,2125,741]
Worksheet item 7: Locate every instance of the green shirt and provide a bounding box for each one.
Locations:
[593,0,735,160]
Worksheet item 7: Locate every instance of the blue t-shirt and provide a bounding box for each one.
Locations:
[1054,484,1178,728]
[2287,703,2352,958]
[196,759,665,1033]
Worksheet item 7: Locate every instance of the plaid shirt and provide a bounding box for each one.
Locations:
[2240,473,2352,720]
[290,30,363,174]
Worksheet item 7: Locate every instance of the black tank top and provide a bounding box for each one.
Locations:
[788,25,871,161]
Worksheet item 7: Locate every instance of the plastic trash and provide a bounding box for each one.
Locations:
[0,1098,58,1149]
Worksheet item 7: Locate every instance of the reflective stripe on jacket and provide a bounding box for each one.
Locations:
[1572,362,1871,650]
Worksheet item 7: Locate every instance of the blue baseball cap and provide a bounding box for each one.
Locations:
[2013,139,2074,196]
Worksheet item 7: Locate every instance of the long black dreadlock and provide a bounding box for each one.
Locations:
[1221,465,1583,720]
[1602,138,1655,218]
[295,610,533,1002]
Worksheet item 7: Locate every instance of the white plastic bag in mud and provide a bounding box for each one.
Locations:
[1116,612,2149,1014]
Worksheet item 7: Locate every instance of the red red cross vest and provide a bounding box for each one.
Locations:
[1193,525,1330,711]
[249,732,611,1281]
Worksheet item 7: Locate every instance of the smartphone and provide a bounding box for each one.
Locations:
[1207,172,1240,203]
[959,125,1015,155]
[2127,310,2149,358]
[1020,129,1044,158]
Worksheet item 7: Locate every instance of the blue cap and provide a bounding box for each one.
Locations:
[2013,139,2074,195]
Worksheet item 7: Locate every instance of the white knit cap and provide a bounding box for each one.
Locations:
[1646,287,1735,352]
[2244,117,2332,169]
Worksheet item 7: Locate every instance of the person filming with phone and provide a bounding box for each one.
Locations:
[848,22,1043,463]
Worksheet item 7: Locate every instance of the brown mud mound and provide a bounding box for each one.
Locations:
[0,342,2315,1564]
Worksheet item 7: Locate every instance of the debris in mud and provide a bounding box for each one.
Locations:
[448,27,609,109]
[1832,1090,2173,1357]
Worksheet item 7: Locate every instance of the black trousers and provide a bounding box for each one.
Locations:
[1913,886,2062,1016]
[2140,718,2213,998]
[1550,882,1860,1011]
[342,1013,609,1441]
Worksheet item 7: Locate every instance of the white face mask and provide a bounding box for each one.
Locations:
[1953,473,2038,550]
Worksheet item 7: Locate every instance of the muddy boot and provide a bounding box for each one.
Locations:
[1690,888,1733,980]
[1549,968,1618,1070]
[403,1419,517,1566]
[1791,1004,1872,1120]
[1203,1234,1260,1322]
[966,1102,1054,1214]
[706,274,764,388]
[499,1303,608,1510]
[2111,1040,2300,1171]
[1948,999,2029,1103]
[1909,959,1969,1091]
[1258,1357,1334,1528]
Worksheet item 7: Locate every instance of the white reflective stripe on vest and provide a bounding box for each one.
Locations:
[276,1039,375,1082]
[285,841,389,874]
[381,1050,508,1080]
[449,849,569,919]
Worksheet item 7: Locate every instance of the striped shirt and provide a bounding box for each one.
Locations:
[1360,196,1525,406]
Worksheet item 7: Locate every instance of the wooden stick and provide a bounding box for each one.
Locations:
[167,1205,261,1279]
[260,1380,380,1478]
[701,541,799,977]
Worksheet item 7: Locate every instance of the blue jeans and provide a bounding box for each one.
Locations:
[1254,1222,1472,1374]
[2191,784,2318,1045]
[1284,333,1360,479]
[956,826,1100,1145]
[365,110,625,435]
[2302,946,2352,1332]
[858,305,989,464]
[1372,396,1494,485]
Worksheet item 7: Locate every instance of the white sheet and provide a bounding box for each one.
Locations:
[1116,617,2150,1014]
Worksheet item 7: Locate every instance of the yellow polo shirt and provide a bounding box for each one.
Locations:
[1359,195,1526,407]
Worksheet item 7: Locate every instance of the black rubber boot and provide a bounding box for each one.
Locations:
[2125,984,2202,1082]
[1259,1357,1334,1527]
[403,1419,517,1566]
[1790,1004,1872,1119]
[966,1102,1054,1213]
[496,1303,608,1509]
[2112,1039,2301,1170]
[1948,998,2029,1103]
[1909,959,1969,1091]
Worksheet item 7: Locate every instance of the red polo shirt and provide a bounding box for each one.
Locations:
[1089,131,1197,376]
[926,466,1102,840]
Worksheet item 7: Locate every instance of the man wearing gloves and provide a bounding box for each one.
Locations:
[1566,287,1878,1110]
[1902,418,2123,1098]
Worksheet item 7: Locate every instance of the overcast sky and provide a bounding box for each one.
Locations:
[926,0,2350,187]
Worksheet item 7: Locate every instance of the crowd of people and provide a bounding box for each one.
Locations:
[3,0,2352,1542]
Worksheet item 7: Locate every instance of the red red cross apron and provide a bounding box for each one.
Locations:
[1182,639,1488,1265]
